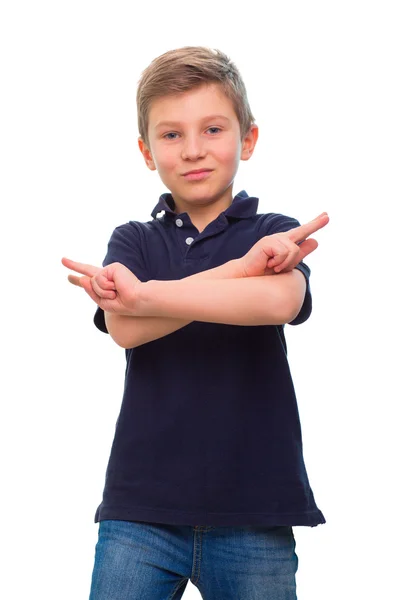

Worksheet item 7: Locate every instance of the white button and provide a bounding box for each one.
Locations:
[185,237,194,245]
[175,218,183,227]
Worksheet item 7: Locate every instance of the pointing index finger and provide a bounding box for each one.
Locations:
[61,257,100,278]
[287,213,329,244]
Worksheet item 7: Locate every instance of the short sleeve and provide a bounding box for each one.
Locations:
[259,213,312,326]
[93,222,149,334]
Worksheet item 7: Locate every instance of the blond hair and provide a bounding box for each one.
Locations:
[136,46,256,148]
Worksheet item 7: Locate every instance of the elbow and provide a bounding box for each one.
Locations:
[259,293,300,326]
[112,332,142,350]
[105,312,137,349]
[111,334,139,349]
[110,330,140,349]
[275,304,298,326]
[281,294,305,325]
[113,337,130,349]
[285,302,302,324]
[107,329,129,348]
[265,269,307,326]
[261,300,295,326]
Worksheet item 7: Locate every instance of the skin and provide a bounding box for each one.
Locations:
[138,82,259,233]
[62,80,329,315]
[61,213,329,315]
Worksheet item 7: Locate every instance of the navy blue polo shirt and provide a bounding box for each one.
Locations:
[93,189,326,527]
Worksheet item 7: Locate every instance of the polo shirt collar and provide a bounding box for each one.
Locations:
[151,189,259,220]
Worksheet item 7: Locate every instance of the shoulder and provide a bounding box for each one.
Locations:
[113,217,158,233]
[107,218,162,242]
[254,212,301,236]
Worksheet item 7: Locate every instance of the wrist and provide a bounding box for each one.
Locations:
[226,258,246,278]
[134,280,154,317]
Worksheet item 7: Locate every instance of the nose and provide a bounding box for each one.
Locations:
[181,134,206,161]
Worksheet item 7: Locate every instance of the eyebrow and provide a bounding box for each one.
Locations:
[154,115,231,130]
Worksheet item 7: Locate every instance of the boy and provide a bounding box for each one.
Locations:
[63,46,328,599]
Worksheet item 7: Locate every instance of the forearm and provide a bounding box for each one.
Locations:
[137,273,291,326]
[105,258,243,348]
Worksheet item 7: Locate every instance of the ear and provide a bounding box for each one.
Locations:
[240,124,259,161]
[138,137,157,171]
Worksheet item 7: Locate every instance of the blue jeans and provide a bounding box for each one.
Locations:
[89,519,298,599]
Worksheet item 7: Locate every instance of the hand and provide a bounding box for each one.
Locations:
[241,212,329,277]
[61,257,141,315]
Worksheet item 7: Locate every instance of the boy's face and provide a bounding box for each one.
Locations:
[138,83,258,215]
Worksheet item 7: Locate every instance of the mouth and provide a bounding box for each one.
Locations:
[182,169,213,181]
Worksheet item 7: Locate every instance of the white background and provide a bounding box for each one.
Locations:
[1,1,399,598]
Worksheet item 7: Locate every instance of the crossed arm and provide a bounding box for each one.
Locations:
[105,259,306,349]
[64,213,328,348]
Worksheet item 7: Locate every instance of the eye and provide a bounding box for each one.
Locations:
[207,127,222,134]
[162,127,222,140]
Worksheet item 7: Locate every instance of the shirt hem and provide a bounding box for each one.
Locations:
[94,503,326,528]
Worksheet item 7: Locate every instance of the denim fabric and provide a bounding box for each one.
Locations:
[89,519,298,599]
